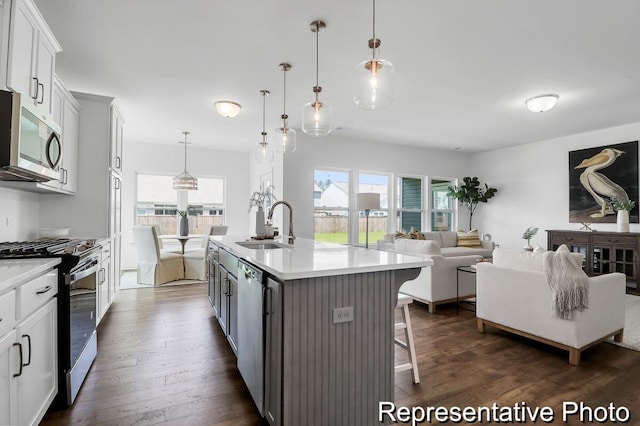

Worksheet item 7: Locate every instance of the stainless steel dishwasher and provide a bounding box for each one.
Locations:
[237,259,265,415]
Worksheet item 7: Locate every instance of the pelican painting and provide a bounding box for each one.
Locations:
[575,148,629,218]
[569,141,639,223]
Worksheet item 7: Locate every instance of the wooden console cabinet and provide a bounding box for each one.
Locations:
[547,230,640,286]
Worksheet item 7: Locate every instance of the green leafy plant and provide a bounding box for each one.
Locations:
[447,177,498,230]
[248,185,277,212]
[522,226,538,241]
[611,198,635,211]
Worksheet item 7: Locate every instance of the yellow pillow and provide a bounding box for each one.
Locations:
[456,229,482,248]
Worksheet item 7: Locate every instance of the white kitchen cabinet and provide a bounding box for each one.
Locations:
[110,104,124,174]
[40,75,80,194]
[0,265,58,426]
[2,0,62,116]
[97,238,112,324]
[40,92,124,299]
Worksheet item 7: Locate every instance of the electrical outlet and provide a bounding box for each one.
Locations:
[332,306,354,324]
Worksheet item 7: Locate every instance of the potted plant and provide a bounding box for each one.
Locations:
[447,177,498,230]
[177,210,189,236]
[612,198,635,233]
[521,226,539,251]
[249,185,277,236]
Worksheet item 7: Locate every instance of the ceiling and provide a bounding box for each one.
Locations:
[34,0,640,154]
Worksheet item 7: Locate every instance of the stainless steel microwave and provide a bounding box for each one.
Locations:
[0,90,62,182]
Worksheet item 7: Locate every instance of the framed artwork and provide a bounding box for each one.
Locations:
[569,141,639,223]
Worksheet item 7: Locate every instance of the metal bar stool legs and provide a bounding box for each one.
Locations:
[395,293,420,384]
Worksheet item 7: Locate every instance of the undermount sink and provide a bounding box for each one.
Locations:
[235,241,286,249]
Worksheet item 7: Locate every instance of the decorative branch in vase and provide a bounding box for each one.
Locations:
[612,198,635,233]
[249,185,277,237]
[177,210,189,236]
[521,226,538,251]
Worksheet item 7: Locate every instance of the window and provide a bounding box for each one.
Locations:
[358,173,389,245]
[136,173,225,234]
[313,169,349,244]
[430,178,456,231]
[397,176,423,231]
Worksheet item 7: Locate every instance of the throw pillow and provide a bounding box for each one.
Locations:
[395,229,409,239]
[410,227,426,240]
[395,238,441,255]
[456,229,482,248]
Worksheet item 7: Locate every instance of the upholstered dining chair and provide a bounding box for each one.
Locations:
[209,225,228,236]
[132,225,184,285]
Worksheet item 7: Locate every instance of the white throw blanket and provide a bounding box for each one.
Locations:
[542,247,589,320]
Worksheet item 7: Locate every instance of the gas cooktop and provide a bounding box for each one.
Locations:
[0,238,99,259]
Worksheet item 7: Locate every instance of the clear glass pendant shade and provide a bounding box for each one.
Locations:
[274,126,297,152]
[255,141,274,163]
[302,101,332,137]
[353,56,394,110]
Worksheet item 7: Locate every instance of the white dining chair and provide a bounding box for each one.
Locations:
[133,225,184,285]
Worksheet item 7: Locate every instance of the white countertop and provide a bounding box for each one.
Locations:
[210,235,432,280]
[0,258,61,294]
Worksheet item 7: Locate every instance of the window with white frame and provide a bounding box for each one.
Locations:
[313,169,350,244]
[396,176,424,231]
[430,178,456,231]
[136,173,225,235]
[358,173,390,245]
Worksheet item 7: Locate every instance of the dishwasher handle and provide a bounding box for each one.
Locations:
[241,263,257,281]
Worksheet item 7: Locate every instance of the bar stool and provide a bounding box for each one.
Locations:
[395,293,420,383]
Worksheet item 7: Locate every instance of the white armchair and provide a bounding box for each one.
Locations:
[476,248,625,365]
[132,225,184,285]
[384,238,482,313]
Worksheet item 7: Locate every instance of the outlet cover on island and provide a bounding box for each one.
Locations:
[332,306,354,324]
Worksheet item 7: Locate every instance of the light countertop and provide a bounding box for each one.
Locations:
[0,258,61,294]
[210,235,432,280]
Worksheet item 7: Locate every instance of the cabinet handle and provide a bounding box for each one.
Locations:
[116,156,121,169]
[38,82,45,104]
[22,334,32,366]
[263,287,271,316]
[12,343,23,377]
[114,178,120,190]
[36,285,53,294]
[32,77,39,99]
[222,278,229,295]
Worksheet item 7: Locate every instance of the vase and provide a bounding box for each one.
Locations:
[617,210,630,233]
[523,240,533,251]
[255,207,266,237]
[179,216,189,236]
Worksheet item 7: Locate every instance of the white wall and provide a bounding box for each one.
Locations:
[0,188,40,241]
[283,132,472,239]
[248,152,284,236]
[472,122,640,249]
[121,141,250,269]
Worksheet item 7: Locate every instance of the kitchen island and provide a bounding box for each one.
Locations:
[208,235,431,426]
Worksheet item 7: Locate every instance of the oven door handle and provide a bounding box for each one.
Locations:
[70,260,100,282]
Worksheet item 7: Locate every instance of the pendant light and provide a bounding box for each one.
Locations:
[353,0,394,110]
[173,131,198,191]
[275,63,296,152]
[255,90,274,163]
[302,20,332,136]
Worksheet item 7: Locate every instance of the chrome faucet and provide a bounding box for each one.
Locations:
[268,200,295,244]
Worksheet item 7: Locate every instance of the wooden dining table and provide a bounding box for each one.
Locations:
[158,234,207,254]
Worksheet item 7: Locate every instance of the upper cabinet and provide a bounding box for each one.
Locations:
[2,0,62,117]
[110,103,124,175]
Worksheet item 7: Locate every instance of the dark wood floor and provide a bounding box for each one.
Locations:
[42,284,640,426]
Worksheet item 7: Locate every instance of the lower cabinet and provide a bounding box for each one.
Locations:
[211,246,239,357]
[227,272,238,354]
[97,242,112,323]
[264,277,282,426]
[0,329,18,425]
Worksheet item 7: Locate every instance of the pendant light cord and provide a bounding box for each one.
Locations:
[372,0,376,60]
[183,132,188,171]
[262,91,267,142]
[315,28,320,104]
[282,67,287,126]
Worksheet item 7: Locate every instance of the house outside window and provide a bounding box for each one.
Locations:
[430,178,456,231]
[136,173,225,235]
[314,169,350,244]
[358,173,390,245]
[397,176,424,231]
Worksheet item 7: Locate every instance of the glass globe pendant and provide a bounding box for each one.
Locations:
[353,0,394,110]
[274,63,297,152]
[302,20,332,137]
[255,90,274,163]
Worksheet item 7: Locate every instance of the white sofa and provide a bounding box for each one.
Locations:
[377,231,494,258]
[383,238,483,313]
[476,248,625,365]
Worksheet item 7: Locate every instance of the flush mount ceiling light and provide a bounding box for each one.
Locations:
[275,63,296,153]
[525,94,559,113]
[215,100,241,118]
[173,131,198,191]
[255,90,274,163]
[353,0,394,110]
[302,20,332,137]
